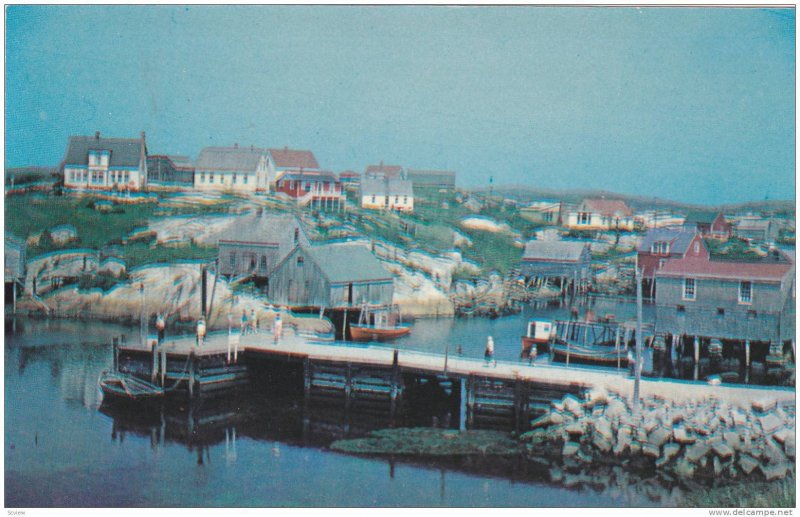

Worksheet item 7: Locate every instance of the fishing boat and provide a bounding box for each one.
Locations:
[349,304,412,342]
[548,318,634,366]
[550,342,629,365]
[98,370,164,404]
[520,319,553,357]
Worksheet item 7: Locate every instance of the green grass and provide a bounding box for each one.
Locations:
[5,192,231,268]
[681,477,795,508]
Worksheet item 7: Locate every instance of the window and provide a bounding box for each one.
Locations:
[683,278,695,300]
[243,175,248,184]
[304,182,311,192]
[294,228,299,244]
[209,173,215,184]
[395,196,399,203]
[260,255,267,270]
[677,304,686,313]
[229,253,236,268]
[578,212,591,225]
[200,173,205,183]
[739,281,752,304]
[717,308,725,316]
[404,196,408,204]
[650,241,670,254]
[296,256,304,267]
[371,195,376,203]
[693,242,700,254]
[232,173,237,184]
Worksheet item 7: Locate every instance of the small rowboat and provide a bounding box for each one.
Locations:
[550,342,629,365]
[349,304,412,342]
[99,371,164,403]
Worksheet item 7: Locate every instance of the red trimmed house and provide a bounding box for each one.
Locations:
[274,170,345,211]
[636,228,704,296]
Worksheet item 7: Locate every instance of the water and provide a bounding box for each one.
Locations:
[5,315,675,508]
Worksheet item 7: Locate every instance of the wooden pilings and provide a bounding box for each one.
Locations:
[112,337,119,373]
[188,350,196,398]
[390,350,399,420]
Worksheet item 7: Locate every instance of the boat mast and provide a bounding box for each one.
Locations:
[633,266,643,417]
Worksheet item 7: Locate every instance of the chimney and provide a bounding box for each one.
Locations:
[140,131,146,140]
[234,143,239,149]
[95,131,100,140]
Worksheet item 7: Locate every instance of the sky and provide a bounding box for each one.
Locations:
[5,6,796,205]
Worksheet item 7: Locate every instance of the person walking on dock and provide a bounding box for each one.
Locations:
[485,336,495,367]
[250,309,258,335]
[528,344,537,365]
[241,311,249,336]
[273,312,283,344]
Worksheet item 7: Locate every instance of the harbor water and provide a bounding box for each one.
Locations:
[2,301,758,507]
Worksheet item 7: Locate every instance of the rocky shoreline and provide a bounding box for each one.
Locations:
[522,388,795,482]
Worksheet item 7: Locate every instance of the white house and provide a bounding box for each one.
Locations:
[360,176,414,212]
[566,198,635,231]
[194,145,270,193]
[62,131,148,191]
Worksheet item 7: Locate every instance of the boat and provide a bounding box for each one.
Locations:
[349,304,412,342]
[99,370,164,404]
[520,319,553,357]
[548,318,635,366]
[550,342,629,365]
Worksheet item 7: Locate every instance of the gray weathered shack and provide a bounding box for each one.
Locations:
[655,250,795,345]
[268,242,393,309]
[217,214,310,281]
[520,240,590,279]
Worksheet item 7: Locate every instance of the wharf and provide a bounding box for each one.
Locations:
[119,327,795,408]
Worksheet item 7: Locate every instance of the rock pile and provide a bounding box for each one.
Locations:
[521,389,795,482]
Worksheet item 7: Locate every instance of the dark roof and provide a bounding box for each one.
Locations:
[268,148,319,170]
[581,199,632,217]
[278,170,338,182]
[361,176,413,197]
[637,228,697,254]
[522,241,587,263]
[219,214,307,259]
[147,155,195,170]
[63,133,145,168]
[339,170,360,178]
[305,243,392,284]
[685,211,721,225]
[365,163,403,178]
[657,255,794,283]
[196,146,266,171]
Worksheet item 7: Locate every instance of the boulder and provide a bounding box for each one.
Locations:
[605,398,627,420]
[647,426,671,448]
[783,435,795,459]
[752,399,777,413]
[738,454,759,475]
[642,443,660,458]
[564,421,585,437]
[731,409,748,427]
[661,443,681,463]
[722,431,743,451]
[760,462,791,481]
[763,438,786,464]
[592,417,613,442]
[673,458,695,479]
[562,394,584,417]
[613,427,632,456]
[586,387,609,407]
[592,435,613,454]
[549,467,563,482]
[712,442,734,460]
[673,426,696,444]
[713,456,723,476]
[758,413,783,435]
[684,441,711,463]
[562,441,580,457]
[772,427,791,444]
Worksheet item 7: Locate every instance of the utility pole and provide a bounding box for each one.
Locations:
[139,283,146,348]
[633,267,643,417]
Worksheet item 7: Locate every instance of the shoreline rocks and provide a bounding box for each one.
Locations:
[521,388,796,482]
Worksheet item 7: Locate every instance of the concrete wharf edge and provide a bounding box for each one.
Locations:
[122,329,796,407]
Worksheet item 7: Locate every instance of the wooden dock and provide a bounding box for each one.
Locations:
[114,327,795,431]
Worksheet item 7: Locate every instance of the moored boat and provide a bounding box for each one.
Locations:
[520,319,553,357]
[349,304,411,342]
[99,371,164,404]
[550,342,629,365]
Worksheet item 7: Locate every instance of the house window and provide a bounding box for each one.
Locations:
[404,196,408,204]
[683,278,696,300]
[294,228,299,245]
[290,181,295,190]
[739,281,752,304]
[717,308,725,316]
[209,173,215,184]
[200,173,205,183]
[651,241,670,254]
[677,304,686,313]
[243,175,248,184]
[232,173,237,184]
[260,255,267,271]
[296,256,304,267]
[304,182,311,192]
[578,212,591,225]
[395,196,399,203]
[371,195,376,203]
[229,253,236,268]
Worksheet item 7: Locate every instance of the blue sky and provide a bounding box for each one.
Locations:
[5,6,795,205]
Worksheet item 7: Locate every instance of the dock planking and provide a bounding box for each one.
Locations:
[116,327,795,408]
